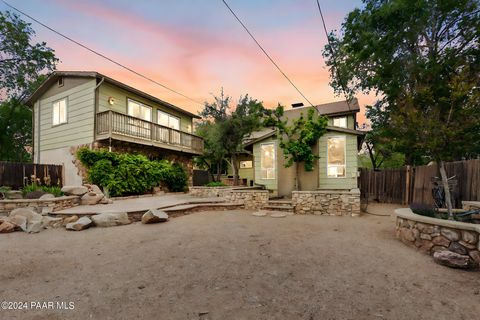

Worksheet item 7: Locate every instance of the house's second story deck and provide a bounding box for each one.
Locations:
[96,110,203,155]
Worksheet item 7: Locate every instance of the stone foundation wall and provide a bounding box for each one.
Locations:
[395,208,480,265]
[0,196,80,215]
[292,189,361,216]
[189,187,235,198]
[225,190,269,210]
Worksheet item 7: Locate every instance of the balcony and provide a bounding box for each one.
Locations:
[96,110,203,155]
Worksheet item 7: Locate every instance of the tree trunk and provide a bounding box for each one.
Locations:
[295,162,300,191]
[439,160,454,220]
[216,162,222,182]
[232,154,239,186]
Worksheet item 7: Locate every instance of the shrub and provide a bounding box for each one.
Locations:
[205,181,227,187]
[77,148,189,196]
[21,183,63,198]
[409,203,436,217]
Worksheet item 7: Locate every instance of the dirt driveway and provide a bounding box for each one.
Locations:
[1,205,479,320]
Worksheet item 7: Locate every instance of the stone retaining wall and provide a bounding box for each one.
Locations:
[0,196,80,215]
[225,190,269,210]
[394,208,480,266]
[292,189,361,216]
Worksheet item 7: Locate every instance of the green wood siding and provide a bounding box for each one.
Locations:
[38,80,96,151]
[318,132,358,189]
[98,83,193,133]
[253,137,278,191]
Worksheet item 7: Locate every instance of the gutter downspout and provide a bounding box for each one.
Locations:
[93,77,105,145]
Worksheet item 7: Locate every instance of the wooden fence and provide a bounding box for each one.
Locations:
[359,159,480,207]
[0,162,64,189]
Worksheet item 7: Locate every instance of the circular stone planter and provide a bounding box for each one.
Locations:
[394,208,480,269]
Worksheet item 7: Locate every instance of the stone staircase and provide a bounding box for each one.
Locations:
[263,199,294,215]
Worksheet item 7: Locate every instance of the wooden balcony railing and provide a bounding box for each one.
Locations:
[96,110,203,154]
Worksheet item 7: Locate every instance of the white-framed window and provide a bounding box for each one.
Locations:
[52,98,67,126]
[240,160,253,169]
[327,136,346,178]
[158,110,181,144]
[260,143,275,179]
[127,99,152,121]
[333,116,347,128]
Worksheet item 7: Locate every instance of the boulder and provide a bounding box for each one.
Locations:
[62,215,79,226]
[433,250,477,269]
[61,186,88,196]
[0,220,16,233]
[141,209,169,224]
[26,218,43,233]
[469,251,480,265]
[432,236,450,247]
[9,208,42,224]
[66,216,92,231]
[461,230,478,245]
[41,207,52,216]
[42,216,63,229]
[24,191,46,199]
[39,193,55,200]
[440,228,460,242]
[81,192,104,205]
[99,197,110,205]
[9,215,27,231]
[91,212,131,227]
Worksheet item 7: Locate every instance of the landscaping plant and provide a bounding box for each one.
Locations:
[77,148,188,196]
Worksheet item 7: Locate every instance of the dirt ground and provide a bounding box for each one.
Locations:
[1,204,479,320]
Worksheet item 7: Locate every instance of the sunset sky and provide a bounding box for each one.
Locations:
[2,0,376,124]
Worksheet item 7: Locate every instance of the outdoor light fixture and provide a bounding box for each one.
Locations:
[108,97,115,105]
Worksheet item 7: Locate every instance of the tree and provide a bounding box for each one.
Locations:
[0,11,58,161]
[265,106,328,190]
[324,0,480,218]
[199,90,265,185]
[194,121,228,182]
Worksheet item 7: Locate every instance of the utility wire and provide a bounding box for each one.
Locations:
[1,0,204,106]
[315,0,352,111]
[221,0,315,108]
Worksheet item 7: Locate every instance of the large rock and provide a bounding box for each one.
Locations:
[61,186,88,196]
[433,250,477,269]
[66,216,92,231]
[81,192,104,205]
[448,242,468,255]
[91,212,131,227]
[141,209,169,224]
[39,193,55,200]
[432,236,450,247]
[87,184,103,195]
[0,220,16,233]
[461,230,478,245]
[9,215,27,231]
[9,208,43,233]
[440,228,460,241]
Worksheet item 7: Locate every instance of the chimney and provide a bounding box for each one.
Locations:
[291,103,304,108]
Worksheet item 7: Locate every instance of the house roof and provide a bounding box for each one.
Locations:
[243,128,277,147]
[283,99,360,118]
[25,71,201,119]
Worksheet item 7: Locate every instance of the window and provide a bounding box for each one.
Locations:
[127,99,152,138]
[52,98,67,126]
[158,110,181,144]
[127,99,152,121]
[240,160,253,169]
[327,136,346,178]
[58,77,64,87]
[260,143,275,179]
[333,116,347,128]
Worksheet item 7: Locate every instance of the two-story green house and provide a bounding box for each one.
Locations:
[241,99,364,197]
[26,71,202,185]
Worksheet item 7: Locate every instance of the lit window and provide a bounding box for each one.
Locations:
[127,99,151,121]
[158,110,181,144]
[333,116,347,128]
[52,98,67,126]
[260,143,275,179]
[327,136,346,177]
[240,161,253,168]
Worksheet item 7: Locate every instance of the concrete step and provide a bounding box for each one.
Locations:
[263,205,294,211]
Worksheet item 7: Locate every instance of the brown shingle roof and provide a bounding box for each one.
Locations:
[284,98,360,118]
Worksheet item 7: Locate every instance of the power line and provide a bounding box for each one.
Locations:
[1,0,204,106]
[221,0,315,108]
[315,0,352,111]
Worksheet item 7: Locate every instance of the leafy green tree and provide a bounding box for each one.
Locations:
[266,106,328,190]
[199,89,265,185]
[324,0,480,218]
[194,121,228,182]
[0,11,58,161]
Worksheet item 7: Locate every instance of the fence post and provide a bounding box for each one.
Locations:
[405,165,411,205]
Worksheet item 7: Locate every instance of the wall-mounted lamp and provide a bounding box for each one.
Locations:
[108,97,115,105]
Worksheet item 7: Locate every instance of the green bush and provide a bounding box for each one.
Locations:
[77,148,188,196]
[21,183,63,197]
[205,181,227,187]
